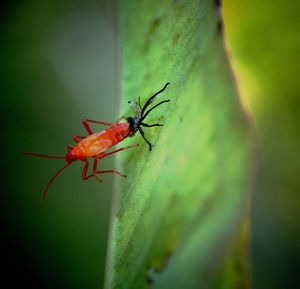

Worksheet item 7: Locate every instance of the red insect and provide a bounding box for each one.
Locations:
[22,83,170,199]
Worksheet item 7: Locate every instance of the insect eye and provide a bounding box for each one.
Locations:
[128,116,136,129]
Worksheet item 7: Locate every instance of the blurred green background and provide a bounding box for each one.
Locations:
[223,1,300,288]
[1,0,117,288]
[1,0,299,288]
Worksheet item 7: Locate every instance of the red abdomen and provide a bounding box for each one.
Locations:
[72,122,131,157]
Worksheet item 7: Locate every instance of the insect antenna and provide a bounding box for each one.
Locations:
[140,99,170,122]
[21,152,66,159]
[42,162,72,200]
[141,82,170,115]
[138,96,142,110]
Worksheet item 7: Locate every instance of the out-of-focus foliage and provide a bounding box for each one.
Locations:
[224,1,300,288]
[1,0,117,288]
[105,1,255,288]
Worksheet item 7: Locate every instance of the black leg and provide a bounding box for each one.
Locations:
[140,123,163,127]
[138,127,152,151]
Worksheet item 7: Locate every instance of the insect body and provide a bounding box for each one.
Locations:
[68,122,131,160]
[22,83,170,199]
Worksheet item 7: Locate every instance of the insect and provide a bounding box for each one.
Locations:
[22,83,170,199]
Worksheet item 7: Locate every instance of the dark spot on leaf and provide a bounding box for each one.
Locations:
[215,0,222,8]
[217,20,223,34]
[173,33,180,44]
[146,252,172,285]
[142,18,161,54]
[146,267,155,284]
[143,71,152,83]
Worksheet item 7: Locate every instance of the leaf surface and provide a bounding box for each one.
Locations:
[105,1,255,288]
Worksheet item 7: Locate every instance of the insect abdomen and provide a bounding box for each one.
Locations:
[71,122,131,158]
[107,123,131,145]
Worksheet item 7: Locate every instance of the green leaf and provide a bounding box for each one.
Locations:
[105,1,255,288]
